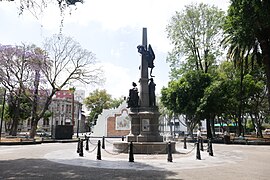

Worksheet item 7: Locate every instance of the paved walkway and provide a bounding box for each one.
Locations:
[0,138,270,179]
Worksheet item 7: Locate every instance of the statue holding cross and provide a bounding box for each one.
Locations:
[137,44,155,77]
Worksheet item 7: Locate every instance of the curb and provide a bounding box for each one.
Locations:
[0,139,79,145]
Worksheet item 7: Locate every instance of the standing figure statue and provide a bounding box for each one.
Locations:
[148,78,156,107]
[137,44,155,77]
[127,82,139,108]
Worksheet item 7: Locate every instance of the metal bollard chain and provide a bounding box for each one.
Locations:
[103,149,122,155]
[85,145,98,154]
[104,145,130,155]
[89,139,98,145]
[179,145,196,155]
[105,139,114,144]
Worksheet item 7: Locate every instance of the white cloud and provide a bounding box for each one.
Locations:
[37,0,229,53]
[99,62,134,98]
[0,0,229,98]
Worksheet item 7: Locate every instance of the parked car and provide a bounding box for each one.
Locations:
[264,129,270,135]
[36,130,51,137]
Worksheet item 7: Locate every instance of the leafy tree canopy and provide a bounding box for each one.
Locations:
[166,3,225,78]
[84,89,124,125]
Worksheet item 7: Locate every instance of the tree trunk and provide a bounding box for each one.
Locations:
[206,116,212,139]
[255,113,264,138]
[259,39,270,110]
[210,114,216,137]
[237,58,244,137]
[9,95,21,136]
[9,118,19,136]
[29,70,40,138]
[30,120,38,138]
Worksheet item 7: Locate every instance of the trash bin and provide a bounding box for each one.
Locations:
[224,135,230,144]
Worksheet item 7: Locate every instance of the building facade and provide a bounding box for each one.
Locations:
[18,89,86,134]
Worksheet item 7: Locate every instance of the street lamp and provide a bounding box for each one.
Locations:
[77,109,84,138]
[0,89,6,141]
[69,87,75,135]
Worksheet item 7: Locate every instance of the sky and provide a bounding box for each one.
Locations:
[0,0,230,98]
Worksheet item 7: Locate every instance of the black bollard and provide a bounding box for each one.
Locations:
[129,141,134,162]
[200,139,204,151]
[77,138,80,153]
[183,137,187,149]
[167,141,173,162]
[85,136,89,151]
[102,136,105,149]
[196,142,201,160]
[208,139,213,156]
[167,142,173,162]
[122,136,124,141]
[79,139,84,157]
[97,140,101,160]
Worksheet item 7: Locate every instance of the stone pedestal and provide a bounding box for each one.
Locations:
[113,141,176,154]
[127,107,163,142]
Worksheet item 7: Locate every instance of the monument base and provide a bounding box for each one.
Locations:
[113,141,176,154]
[127,134,163,142]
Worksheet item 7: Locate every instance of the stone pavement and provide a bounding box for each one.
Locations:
[0,138,270,179]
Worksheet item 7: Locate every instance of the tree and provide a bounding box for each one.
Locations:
[26,34,103,138]
[224,0,270,109]
[166,3,225,78]
[84,89,123,126]
[198,61,241,136]
[161,70,212,137]
[0,35,103,137]
[0,44,48,136]
[243,74,267,137]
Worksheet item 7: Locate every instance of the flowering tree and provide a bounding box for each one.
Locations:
[0,36,103,137]
[0,44,49,136]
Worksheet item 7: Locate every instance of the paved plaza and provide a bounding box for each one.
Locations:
[0,138,270,179]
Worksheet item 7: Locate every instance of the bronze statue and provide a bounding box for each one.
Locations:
[137,44,155,77]
[148,78,156,107]
[127,82,139,108]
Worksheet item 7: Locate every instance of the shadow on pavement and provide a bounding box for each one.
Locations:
[0,158,180,180]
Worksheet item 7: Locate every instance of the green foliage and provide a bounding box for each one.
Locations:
[84,89,123,124]
[161,70,212,120]
[166,3,225,77]
[224,0,270,110]
[110,96,125,109]
[198,63,240,119]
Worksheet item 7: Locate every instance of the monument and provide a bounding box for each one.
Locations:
[113,28,175,154]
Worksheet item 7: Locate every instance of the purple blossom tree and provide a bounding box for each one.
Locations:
[0,44,49,136]
[0,35,103,138]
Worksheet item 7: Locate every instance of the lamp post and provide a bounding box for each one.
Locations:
[0,89,6,141]
[50,106,54,138]
[76,107,83,138]
[69,87,76,135]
